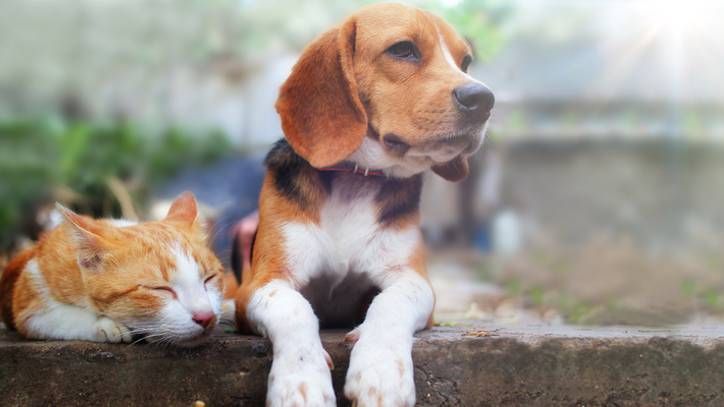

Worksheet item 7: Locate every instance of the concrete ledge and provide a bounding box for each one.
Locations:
[2,325,724,406]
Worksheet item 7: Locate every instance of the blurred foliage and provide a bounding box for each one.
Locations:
[0,119,232,253]
[420,0,513,61]
[0,0,513,119]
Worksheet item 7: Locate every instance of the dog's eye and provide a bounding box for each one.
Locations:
[386,41,420,61]
[461,55,472,73]
[383,134,410,153]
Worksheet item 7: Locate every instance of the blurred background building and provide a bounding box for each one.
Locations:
[2,0,723,326]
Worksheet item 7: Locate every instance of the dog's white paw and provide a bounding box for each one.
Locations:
[344,334,415,407]
[94,317,132,343]
[267,344,335,407]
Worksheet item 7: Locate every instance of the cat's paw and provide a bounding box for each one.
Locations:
[220,299,236,327]
[266,345,335,407]
[94,317,132,343]
[344,334,415,407]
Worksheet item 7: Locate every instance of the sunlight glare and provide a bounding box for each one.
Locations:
[635,0,721,37]
[439,0,463,9]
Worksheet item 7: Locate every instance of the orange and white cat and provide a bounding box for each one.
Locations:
[0,192,234,345]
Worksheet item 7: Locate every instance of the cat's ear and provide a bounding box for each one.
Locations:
[55,203,109,270]
[165,191,198,227]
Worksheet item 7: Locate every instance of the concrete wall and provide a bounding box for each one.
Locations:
[500,139,724,248]
[422,139,724,250]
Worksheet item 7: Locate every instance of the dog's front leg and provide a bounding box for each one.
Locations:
[344,271,434,407]
[247,279,335,407]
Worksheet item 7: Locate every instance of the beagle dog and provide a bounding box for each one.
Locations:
[234,3,494,406]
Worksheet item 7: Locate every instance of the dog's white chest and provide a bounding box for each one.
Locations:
[282,187,378,282]
[280,180,420,285]
[319,188,380,272]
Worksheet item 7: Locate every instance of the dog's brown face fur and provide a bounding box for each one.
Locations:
[276,3,494,181]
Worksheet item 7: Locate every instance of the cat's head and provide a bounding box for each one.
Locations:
[57,192,225,346]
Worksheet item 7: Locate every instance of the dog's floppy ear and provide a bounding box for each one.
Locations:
[432,155,470,182]
[275,19,367,168]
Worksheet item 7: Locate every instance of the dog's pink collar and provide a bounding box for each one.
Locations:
[318,163,386,177]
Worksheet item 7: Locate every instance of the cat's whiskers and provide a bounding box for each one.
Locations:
[127,314,206,346]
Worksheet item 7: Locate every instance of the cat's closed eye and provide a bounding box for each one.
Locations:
[147,286,177,298]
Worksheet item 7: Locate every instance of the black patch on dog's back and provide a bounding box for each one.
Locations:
[376,174,423,225]
[266,138,423,223]
[265,140,309,206]
[318,170,336,194]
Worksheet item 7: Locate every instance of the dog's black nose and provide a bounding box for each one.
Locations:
[452,83,495,114]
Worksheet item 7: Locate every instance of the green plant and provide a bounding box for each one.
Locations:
[423,0,513,61]
[0,118,234,254]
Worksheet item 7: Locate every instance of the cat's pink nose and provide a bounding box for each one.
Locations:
[192,311,215,329]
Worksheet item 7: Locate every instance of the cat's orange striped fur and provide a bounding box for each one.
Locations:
[0,192,236,345]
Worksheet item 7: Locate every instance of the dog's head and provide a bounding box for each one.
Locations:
[276,3,494,182]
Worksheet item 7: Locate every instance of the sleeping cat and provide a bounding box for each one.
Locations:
[0,192,234,345]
